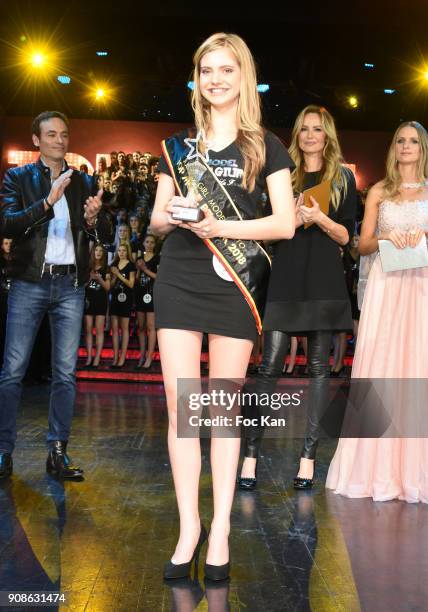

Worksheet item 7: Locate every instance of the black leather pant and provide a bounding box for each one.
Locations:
[244,330,332,460]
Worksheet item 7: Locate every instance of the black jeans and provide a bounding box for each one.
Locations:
[244,330,332,461]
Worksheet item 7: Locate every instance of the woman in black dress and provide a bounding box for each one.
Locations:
[109,241,136,368]
[84,244,110,367]
[135,234,159,369]
[151,32,295,581]
[238,105,357,490]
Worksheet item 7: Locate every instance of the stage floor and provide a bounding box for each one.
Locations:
[0,382,427,611]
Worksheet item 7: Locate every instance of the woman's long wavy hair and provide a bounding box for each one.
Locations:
[289,105,349,211]
[89,243,107,271]
[112,240,132,266]
[191,32,265,192]
[383,121,428,198]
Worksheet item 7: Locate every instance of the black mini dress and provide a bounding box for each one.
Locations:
[109,261,136,318]
[135,254,160,313]
[263,169,357,333]
[84,268,109,316]
[154,130,295,342]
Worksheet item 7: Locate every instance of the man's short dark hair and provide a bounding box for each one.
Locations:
[31,111,69,137]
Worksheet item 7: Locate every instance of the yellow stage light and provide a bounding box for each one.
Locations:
[95,88,105,99]
[423,71,428,81]
[348,95,359,109]
[31,52,45,67]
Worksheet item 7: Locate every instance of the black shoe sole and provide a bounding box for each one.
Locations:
[46,467,84,481]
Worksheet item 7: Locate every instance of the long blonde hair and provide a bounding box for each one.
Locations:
[191,32,265,192]
[112,240,132,265]
[383,121,428,198]
[288,105,350,210]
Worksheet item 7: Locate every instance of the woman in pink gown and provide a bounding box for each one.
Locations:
[326,121,428,503]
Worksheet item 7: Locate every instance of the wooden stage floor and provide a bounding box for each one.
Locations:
[0,381,427,611]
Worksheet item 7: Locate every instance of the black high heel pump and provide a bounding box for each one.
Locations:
[164,524,208,580]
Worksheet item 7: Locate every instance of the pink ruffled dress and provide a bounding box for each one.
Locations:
[326,199,428,503]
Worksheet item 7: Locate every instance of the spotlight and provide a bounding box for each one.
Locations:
[348,95,359,109]
[364,63,375,69]
[31,52,45,68]
[257,84,270,93]
[187,81,195,90]
[96,51,108,56]
[88,82,115,105]
[423,71,428,81]
[384,89,396,94]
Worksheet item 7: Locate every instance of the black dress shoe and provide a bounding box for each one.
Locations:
[164,524,208,580]
[46,441,84,480]
[237,476,257,491]
[0,453,13,480]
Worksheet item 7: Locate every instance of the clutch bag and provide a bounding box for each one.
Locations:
[378,238,428,272]
[303,179,331,229]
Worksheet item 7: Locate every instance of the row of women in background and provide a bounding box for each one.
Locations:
[0,214,361,377]
[83,235,159,370]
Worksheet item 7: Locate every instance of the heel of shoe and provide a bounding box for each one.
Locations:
[293,460,315,489]
[163,523,207,580]
[237,457,258,491]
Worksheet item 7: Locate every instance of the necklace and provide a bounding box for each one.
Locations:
[200,129,236,152]
[400,180,428,189]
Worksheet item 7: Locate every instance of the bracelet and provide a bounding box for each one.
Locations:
[44,198,53,208]
[84,213,98,227]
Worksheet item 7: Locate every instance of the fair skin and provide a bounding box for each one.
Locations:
[360,126,427,256]
[151,46,295,567]
[295,113,349,246]
[129,216,140,235]
[32,117,102,223]
[1,239,12,257]
[110,246,135,367]
[85,245,111,367]
[136,236,157,368]
[242,112,350,482]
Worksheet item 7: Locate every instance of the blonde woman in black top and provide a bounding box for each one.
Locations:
[109,241,136,368]
[239,105,357,491]
[151,33,295,580]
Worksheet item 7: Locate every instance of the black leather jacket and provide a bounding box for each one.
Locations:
[0,158,114,285]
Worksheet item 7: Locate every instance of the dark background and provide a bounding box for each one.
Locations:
[0,0,428,131]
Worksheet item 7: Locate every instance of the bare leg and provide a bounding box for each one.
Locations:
[158,328,203,564]
[118,317,130,366]
[84,315,94,365]
[285,336,298,373]
[207,334,253,565]
[93,316,105,366]
[143,312,156,367]
[111,316,119,365]
[353,319,359,341]
[332,332,347,373]
[137,311,146,366]
[301,336,309,374]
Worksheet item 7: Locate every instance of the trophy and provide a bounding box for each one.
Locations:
[171,157,206,223]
